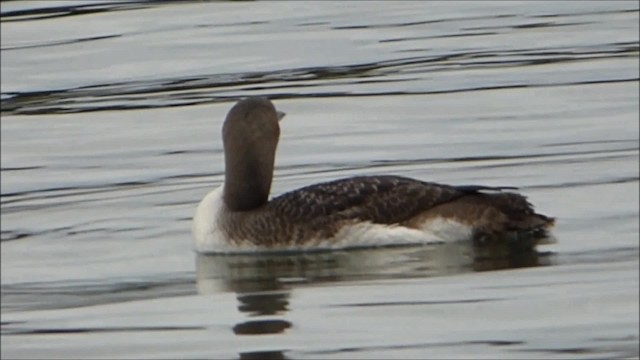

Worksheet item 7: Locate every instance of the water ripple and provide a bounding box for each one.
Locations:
[2,41,637,115]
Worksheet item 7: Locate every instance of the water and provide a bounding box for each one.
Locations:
[1,1,638,359]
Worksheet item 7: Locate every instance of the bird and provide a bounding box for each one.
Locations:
[192,97,555,253]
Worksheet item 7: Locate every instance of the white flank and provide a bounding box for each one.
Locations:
[192,185,228,253]
[417,217,474,243]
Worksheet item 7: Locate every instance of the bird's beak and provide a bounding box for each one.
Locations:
[276,110,286,121]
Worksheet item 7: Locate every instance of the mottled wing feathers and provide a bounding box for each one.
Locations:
[227,175,554,247]
[267,175,464,226]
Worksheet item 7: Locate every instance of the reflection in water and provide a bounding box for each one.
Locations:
[237,292,290,316]
[231,292,291,360]
[233,319,291,336]
[195,242,551,295]
[208,259,295,359]
[239,350,288,360]
[233,291,292,335]
[196,243,550,359]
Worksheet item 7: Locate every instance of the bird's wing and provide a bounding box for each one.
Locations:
[267,175,469,226]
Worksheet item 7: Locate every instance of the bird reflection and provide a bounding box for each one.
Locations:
[232,291,292,335]
[195,242,551,360]
[195,242,552,294]
[233,318,291,335]
[239,350,288,360]
[237,291,290,316]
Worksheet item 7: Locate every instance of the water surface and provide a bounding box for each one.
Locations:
[1,1,638,359]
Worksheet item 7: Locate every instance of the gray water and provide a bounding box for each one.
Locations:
[1,1,639,359]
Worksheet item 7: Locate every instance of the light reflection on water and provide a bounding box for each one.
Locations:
[1,1,638,359]
[195,244,550,295]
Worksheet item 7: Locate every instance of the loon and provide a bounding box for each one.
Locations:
[192,97,555,253]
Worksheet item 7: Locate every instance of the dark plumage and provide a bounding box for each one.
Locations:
[194,97,555,252]
[269,175,461,225]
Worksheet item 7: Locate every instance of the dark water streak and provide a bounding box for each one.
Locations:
[2,45,637,115]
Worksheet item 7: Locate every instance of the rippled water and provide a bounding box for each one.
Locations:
[1,1,639,359]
